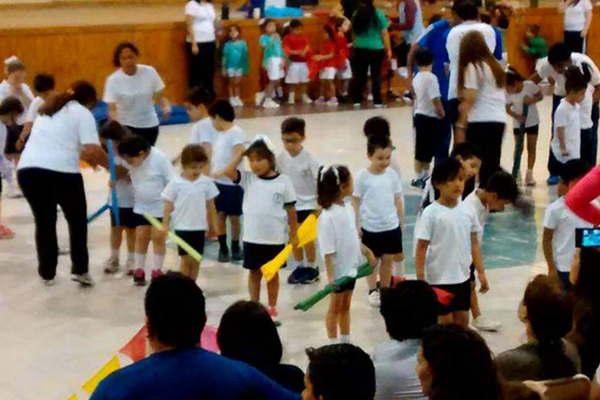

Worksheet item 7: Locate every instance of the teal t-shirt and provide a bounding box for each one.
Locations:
[352,9,390,50]
[259,34,285,66]
[222,40,249,73]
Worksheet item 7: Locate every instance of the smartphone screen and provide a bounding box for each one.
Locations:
[576,228,600,248]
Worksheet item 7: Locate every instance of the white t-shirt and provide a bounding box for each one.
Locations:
[24,96,44,124]
[412,71,441,118]
[354,168,403,232]
[161,175,219,231]
[0,80,33,125]
[446,21,496,100]
[276,149,320,211]
[373,339,426,400]
[185,1,216,43]
[462,191,488,243]
[188,117,215,145]
[210,125,246,185]
[536,53,600,96]
[506,81,541,128]
[18,101,99,174]
[544,196,593,272]
[564,0,593,31]
[128,147,176,217]
[318,200,363,280]
[111,155,135,209]
[463,62,507,123]
[552,99,581,163]
[103,65,165,128]
[415,201,480,284]
[239,172,296,245]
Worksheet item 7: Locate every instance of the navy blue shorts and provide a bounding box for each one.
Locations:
[175,230,206,257]
[361,226,403,257]
[432,279,471,314]
[297,209,316,224]
[215,183,243,216]
[110,207,137,228]
[333,279,355,293]
[243,242,285,271]
[131,213,162,227]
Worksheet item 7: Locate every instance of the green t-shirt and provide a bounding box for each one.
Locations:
[352,9,390,50]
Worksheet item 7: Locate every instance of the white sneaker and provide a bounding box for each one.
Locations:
[43,278,56,287]
[367,94,374,102]
[472,315,501,332]
[302,94,313,104]
[229,97,237,106]
[263,98,280,109]
[103,256,120,274]
[288,94,295,105]
[255,91,265,107]
[6,183,22,199]
[326,97,339,106]
[71,273,94,287]
[368,289,381,307]
[235,96,244,107]
[315,96,325,104]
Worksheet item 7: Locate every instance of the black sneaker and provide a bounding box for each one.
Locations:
[301,267,320,284]
[231,246,243,261]
[218,249,231,263]
[287,267,305,284]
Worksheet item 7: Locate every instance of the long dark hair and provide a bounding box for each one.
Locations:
[217,301,283,371]
[317,165,351,209]
[523,275,576,379]
[39,80,97,117]
[422,324,504,400]
[352,0,377,34]
[458,31,505,89]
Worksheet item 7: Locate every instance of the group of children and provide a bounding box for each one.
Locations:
[221,17,353,109]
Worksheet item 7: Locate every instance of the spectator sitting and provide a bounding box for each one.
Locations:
[303,343,375,400]
[91,272,299,400]
[218,300,305,393]
[417,324,504,400]
[373,280,438,399]
[496,274,580,381]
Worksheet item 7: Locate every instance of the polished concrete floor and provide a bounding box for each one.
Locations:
[1,99,561,399]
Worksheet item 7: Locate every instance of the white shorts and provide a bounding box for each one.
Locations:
[285,62,310,84]
[226,68,243,78]
[336,59,352,80]
[319,67,336,80]
[265,57,285,81]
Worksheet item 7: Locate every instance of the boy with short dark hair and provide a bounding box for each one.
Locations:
[277,117,321,284]
[303,343,376,400]
[543,159,593,290]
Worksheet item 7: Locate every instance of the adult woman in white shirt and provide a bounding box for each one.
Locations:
[456,31,506,190]
[185,0,217,95]
[17,81,107,286]
[560,0,593,54]
[104,42,170,146]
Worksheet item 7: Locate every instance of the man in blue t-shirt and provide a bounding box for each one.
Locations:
[91,273,300,400]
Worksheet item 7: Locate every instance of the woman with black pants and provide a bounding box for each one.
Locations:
[350,0,391,108]
[104,42,170,146]
[17,81,107,286]
[560,0,593,54]
[185,0,217,95]
[455,31,506,190]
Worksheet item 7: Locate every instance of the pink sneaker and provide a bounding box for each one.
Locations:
[151,269,164,280]
[268,306,278,318]
[133,268,146,286]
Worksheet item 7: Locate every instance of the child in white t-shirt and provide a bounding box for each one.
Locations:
[318,164,375,343]
[118,135,176,286]
[277,117,321,285]
[505,68,543,186]
[99,121,137,275]
[415,158,487,327]
[543,159,593,290]
[162,144,219,280]
[411,48,445,189]
[222,136,298,323]
[194,100,246,263]
[462,170,519,332]
[354,135,404,308]
[552,66,588,172]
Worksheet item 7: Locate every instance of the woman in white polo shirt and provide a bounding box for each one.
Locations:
[185,0,217,95]
[104,42,170,146]
[17,81,107,287]
[560,0,593,54]
[455,31,506,190]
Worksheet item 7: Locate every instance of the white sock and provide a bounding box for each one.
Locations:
[111,248,119,260]
[135,253,146,272]
[127,252,135,263]
[153,253,165,271]
[306,262,315,270]
[340,334,351,344]
[329,337,339,344]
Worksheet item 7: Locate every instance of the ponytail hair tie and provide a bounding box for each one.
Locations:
[319,164,340,184]
[250,134,276,154]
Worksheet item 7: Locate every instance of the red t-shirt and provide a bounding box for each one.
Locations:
[335,33,350,67]
[318,40,337,69]
[283,33,310,62]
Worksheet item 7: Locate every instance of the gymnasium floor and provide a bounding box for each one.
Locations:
[1,99,558,399]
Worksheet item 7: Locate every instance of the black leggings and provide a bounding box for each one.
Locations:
[127,125,159,146]
[187,41,216,95]
[350,47,385,105]
[466,122,505,189]
[564,30,585,54]
[18,168,89,280]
